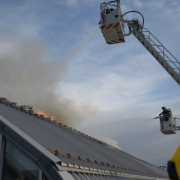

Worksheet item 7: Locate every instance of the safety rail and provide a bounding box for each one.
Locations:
[100,0,120,24]
[143,28,180,75]
[129,22,180,86]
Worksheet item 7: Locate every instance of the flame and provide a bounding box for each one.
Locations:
[51,116,57,120]
[37,110,48,118]
[36,110,57,121]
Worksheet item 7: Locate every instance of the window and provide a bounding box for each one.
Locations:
[2,141,39,180]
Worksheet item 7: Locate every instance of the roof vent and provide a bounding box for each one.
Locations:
[67,153,71,158]
[26,105,33,110]
[20,105,33,110]
[94,160,98,164]
[20,105,26,110]
[106,163,110,166]
[11,102,17,105]
[0,97,7,101]
[28,109,34,113]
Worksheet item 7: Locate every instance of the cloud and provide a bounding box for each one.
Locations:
[172,2,178,6]
[145,0,180,25]
[121,4,131,13]
[56,0,79,7]
[66,0,79,6]
[133,0,143,8]
[55,0,97,8]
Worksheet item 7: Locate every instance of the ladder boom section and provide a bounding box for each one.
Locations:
[128,23,180,86]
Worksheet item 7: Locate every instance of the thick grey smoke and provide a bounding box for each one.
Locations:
[0,26,98,126]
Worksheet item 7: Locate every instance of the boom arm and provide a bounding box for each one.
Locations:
[124,19,180,86]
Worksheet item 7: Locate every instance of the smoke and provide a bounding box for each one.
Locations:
[0,25,98,127]
[90,133,120,148]
[79,128,120,148]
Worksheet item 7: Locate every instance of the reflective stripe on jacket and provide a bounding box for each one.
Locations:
[168,108,172,115]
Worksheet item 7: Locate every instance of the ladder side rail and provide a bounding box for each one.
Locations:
[143,42,180,75]
[147,41,179,73]
[134,25,180,76]
[142,32,180,68]
[143,28,180,72]
[142,34,166,55]
[140,32,179,77]
[129,24,180,85]
[143,28,179,63]
[144,36,180,73]
[142,38,180,75]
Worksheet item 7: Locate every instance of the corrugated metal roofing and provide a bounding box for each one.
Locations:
[0,99,168,179]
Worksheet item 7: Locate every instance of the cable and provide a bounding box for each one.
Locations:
[122,11,144,28]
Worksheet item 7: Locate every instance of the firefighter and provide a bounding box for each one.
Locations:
[106,8,110,14]
[106,7,114,14]
[159,106,170,122]
[110,7,114,11]
[168,108,172,115]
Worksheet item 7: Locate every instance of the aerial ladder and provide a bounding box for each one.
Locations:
[99,0,180,86]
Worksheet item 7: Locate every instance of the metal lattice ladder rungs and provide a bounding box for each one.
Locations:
[129,23,180,86]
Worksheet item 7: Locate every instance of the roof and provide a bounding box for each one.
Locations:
[0,97,168,179]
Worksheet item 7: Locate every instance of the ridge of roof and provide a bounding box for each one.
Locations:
[0,97,107,144]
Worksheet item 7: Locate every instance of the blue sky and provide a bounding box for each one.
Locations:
[0,0,180,166]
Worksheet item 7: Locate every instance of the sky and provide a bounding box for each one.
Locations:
[0,0,180,167]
